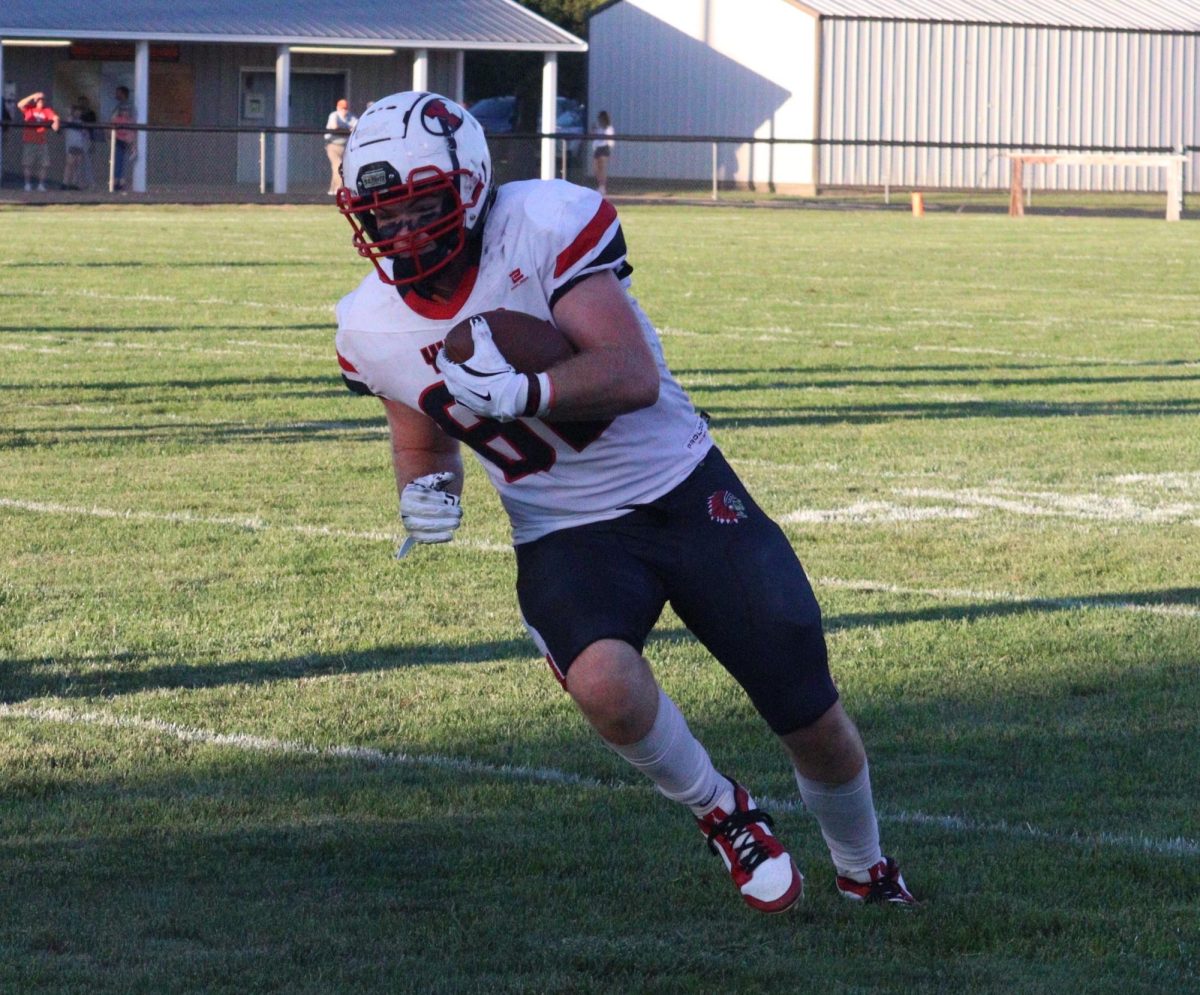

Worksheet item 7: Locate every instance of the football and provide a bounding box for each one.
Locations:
[443,309,574,373]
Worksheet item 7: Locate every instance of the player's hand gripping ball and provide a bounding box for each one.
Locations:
[438,311,573,422]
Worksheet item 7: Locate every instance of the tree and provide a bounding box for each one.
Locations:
[463,1,605,108]
[519,0,609,39]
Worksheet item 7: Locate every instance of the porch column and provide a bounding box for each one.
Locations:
[273,45,291,193]
[452,51,465,104]
[132,40,149,192]
[412,49,429,91]
[0,46,9,190]
[540,52,557,181]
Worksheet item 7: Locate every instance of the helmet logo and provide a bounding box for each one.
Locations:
[707,490,748,525]
[421,99,463,136]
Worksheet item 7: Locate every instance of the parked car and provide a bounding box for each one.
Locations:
[466,95,519,134]
[555,98,586,160]
[468,95,586,160]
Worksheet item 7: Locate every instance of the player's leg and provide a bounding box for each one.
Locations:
[593,151,608,194]
[36,144,49,190]
[326,143,343,194]
[516,518,802,912]
[113,141,126,189]
[781,708,914,904]
[562,637,802,913]
[517,522,716,789]
[659,448,916,906]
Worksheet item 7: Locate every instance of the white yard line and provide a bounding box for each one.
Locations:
[7,287,335,316]
[782,486,1200,528]
[896,487,1200,525]
[0,338,329,361]
[782,501,979,524]
[1109,471,1200,490]
[2,703,1196,859]
[0,496,510,553]
[3,495,1196,615]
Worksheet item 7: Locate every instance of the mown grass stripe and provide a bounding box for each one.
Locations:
[3,703,1197,860]
[4,496,1196,617]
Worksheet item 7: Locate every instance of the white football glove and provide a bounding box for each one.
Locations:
[437,315,551,422]
[398,472,463,555]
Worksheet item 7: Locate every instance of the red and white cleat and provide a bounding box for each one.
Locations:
[835,856,918,908]
[697,779,803,913]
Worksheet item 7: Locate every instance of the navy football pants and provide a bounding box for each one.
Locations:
[515,447,838,735]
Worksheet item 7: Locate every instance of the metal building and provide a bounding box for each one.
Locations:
[0,0,586,193]
[588,0,1200,193]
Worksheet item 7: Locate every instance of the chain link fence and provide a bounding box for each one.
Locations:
[2,120,1196,211]
[0,121,597,199]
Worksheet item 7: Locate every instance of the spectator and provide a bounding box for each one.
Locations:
[16,91,60,192]
[1,82,16,139]
[110,85,135,192]
[323,98,357,195]
[592,110,614,195]
[62,104,90,190]
[76,95,98,188]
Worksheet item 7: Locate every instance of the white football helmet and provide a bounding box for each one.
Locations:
[336,91,493,286]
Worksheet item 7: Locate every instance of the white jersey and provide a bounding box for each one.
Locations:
[335,179,711,544]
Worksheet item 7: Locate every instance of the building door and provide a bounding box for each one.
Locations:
[237,70,347,187]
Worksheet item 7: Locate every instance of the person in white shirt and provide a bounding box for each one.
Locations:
[330,91,917,914]
[324,98,358,195]
[591,110,615,195]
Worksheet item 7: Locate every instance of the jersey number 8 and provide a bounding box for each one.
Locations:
[420,383,611,482]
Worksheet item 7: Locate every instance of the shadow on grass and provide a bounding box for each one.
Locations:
[700,397,1200,427]
[0,322,334,335]
[4,587,1196,706]
[1,416,384,448]
[1,260,327,269]
[683,370,1200,394]
[2,654,1197,994]
[674,359,1200,377]
[822,586,1200,632]
[1,635,538,704]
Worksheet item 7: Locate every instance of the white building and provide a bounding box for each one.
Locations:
[588,0,1200,193]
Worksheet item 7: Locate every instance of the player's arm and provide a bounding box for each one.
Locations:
[543,268,659,420]
[382,398,465,548]
[383,396,463,497]
[17,92,41,109]
[436,271,658,423]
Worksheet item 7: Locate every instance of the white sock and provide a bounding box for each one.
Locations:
[794,762,883,878]
[604,688,734,816]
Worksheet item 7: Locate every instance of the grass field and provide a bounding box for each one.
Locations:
[1,202,1198,994]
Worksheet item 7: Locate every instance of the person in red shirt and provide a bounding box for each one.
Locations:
[17,91,60,192]
[110,85,136,192]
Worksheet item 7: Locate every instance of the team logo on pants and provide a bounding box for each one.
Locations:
[707,490,747,524]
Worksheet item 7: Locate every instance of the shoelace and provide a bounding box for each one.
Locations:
[860,866,911,904]
[871,879,910,903]
[705,808,776,872]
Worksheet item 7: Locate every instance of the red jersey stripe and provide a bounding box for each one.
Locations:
[554,199,618,278]
[337,352,359,374]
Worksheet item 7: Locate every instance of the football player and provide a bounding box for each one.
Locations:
[332,91,915,912]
